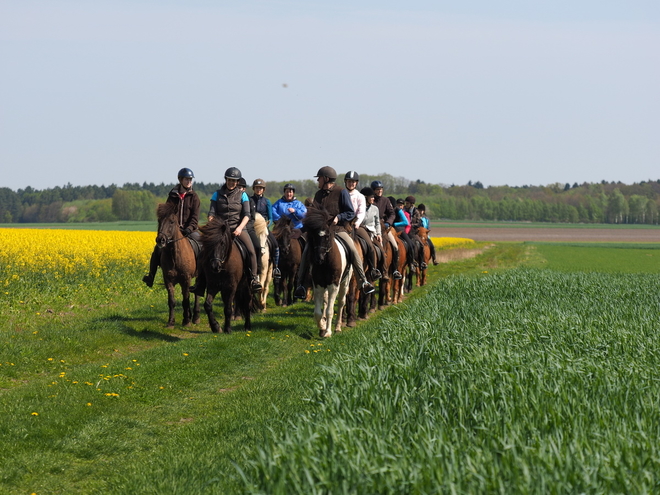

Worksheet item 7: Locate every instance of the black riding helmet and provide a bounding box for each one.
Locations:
[360,187,374,197]
[283,183,296,192]
[345,171,359,182]
[178,168,194,179]
[224,167,242,180]
[238,177,247,188]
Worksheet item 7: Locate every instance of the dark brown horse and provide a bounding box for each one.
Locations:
[304,207,351,338]
[376,222,393,310]
[155,202,200,328]
[272,216,302,307]
[198,217,252,333]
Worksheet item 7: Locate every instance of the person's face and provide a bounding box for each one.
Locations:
[405,201,413,209]
[179,177,193,188]
[253,186,265,196]
[284,188,295,199]
[226,178,238,190]
[317,176,334,190]
[345,179,358,191]
[373,187,383,197]
[366,195,375,205]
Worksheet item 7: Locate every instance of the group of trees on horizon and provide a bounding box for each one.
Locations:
[1,175,660,225]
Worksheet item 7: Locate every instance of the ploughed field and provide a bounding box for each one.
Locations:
[434,222,660,242]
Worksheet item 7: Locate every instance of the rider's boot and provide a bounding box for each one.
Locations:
[272,245,281,279]
[392,248,403,280]
[142,247,160,288]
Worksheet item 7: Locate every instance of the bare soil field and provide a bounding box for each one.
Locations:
[435,224,660,243]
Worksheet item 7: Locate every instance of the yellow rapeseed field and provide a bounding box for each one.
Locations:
[0,228,154,282]
[432,237,475,249]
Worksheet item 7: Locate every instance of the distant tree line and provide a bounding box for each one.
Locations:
[1,177,659,225]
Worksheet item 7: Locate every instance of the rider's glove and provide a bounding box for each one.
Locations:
[181,228,192,237]
[384,223,390,229]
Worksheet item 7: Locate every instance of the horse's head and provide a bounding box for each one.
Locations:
[200,218,232,273]
[156,203,179,248]
[273,217,292,255]
[303,207,335,265]
[417,227,429,244]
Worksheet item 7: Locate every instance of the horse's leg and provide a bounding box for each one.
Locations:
[345,276,358,328]
[192,293,201,324]
[166,282,176,328]
[314,287,329,337]
[326,284,341,336]
[181,281,192,326]
[204,290,221,334]
[221,288,236,334]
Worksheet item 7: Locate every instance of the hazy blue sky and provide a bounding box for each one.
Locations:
[1,0,658,190]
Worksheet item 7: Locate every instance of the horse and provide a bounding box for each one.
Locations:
[390,230,407,305]
[416,226,433,286]
[155,202,200,328]
[198,217,252,333]
[377,223,393,310]
[344,230,366,328]
[272,216,302,307]
[303,207,352,338]
[254,213,273,311]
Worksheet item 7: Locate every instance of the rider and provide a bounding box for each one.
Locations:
[417,203,439,265]
[359,187,388,280]
[294,166,376,299]
[344,171,380,280]
[142,167,200,288]
[238,177,264,276]
[272,183,307,230]
[395,198,418,268]
[195,167,262,294]
[370,180,402,280]
[251,178,282,279]
[404,195,426,269]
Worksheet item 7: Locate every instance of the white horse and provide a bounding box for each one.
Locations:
[254,213,273,310]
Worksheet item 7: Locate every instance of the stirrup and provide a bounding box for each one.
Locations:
[393,270,403,280]
[370,268,382,280]
[420,262,428,269]
[273,267,282,279]
[251,279,263,292]
[361,281,375,295]
[294,285,307,299]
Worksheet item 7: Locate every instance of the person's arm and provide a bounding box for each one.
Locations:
[234,193,251,236]
[266,198,273,227]
[354,194,366,229]
[207,191,218,221]
[271,200,282,222]
[384,201,395,227]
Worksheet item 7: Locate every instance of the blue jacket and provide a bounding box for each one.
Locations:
[272,196,307,229]
[393,208,409,232]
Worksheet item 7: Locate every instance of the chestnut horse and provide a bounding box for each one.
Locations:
[416,227,433,286]
[198,218,252,333]
[155,202,200,328]
[303,207,352,338]
[377,223,393,310]
[391,231,407,304]
[272,216,302,307]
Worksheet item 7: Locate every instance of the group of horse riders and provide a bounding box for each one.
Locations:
[142,165,438,298]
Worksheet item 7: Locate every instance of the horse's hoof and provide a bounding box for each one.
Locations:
[192,318,200,325]
[320,330,331,338]
[346,320,357,328]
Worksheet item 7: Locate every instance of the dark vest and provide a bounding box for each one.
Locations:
[313,186,344,223]
[213,186,243,230]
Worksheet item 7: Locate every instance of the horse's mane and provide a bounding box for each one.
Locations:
[303,207,332,232]
[199,217,231,249]
[157,202,177,221]
[254,213,268,237]
[273,216,292,236]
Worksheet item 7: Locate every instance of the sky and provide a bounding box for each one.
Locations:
[1,0,659,191]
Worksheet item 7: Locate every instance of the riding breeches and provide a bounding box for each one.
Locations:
[237,230,259,276]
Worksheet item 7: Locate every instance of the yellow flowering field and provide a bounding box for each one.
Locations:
[0,228,153,283]
[431,237,475,249]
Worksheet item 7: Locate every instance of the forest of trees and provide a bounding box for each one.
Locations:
[1,176,660,225]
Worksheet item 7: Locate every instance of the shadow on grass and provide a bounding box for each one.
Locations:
[95,314,182,342]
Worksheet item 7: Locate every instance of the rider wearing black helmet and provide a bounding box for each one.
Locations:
[142,168,200,287]
[404,195,425,268]
[196,167,262,293]
[370,180,402,279]
[294,167,376,298]
[249,178,282,280]
[344,171,381,280]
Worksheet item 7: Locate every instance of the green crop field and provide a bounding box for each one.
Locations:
[1,232,659,493]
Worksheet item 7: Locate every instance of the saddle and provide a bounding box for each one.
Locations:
[187,236,202,258]
[334,234,353,264]
[233,236,250,266]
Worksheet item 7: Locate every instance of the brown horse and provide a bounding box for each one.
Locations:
[344,232,365,328]
[377,223,393,310]
[391,231,407,304]
[416,227,433,286]
[198,218,252,333]
[304,207,352,338]
[155,202,200,328]
[272,216,302,307]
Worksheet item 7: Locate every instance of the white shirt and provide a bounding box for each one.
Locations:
[347,188,366,228]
